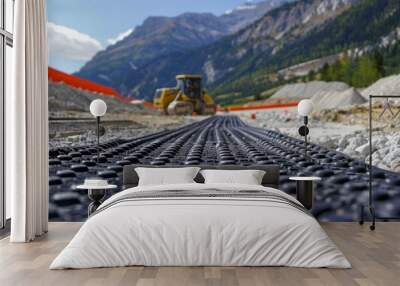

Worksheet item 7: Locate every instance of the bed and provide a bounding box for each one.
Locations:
[50,165,350,269]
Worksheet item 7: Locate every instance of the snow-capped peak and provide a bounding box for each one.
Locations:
[225,0,257,15]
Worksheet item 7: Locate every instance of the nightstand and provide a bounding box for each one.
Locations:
[289,177,321,210]
[77,180,117,216]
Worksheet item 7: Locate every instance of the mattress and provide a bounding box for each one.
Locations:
[50,183,351,269]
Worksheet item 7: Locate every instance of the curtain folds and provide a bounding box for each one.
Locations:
[7,0,49,242]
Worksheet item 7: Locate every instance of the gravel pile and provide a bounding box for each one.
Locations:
[271,81,365,111]
[319,130,400,172]
[361,74,400,99]
[244,108,400,173]
[270,81,349,100]
[257,74,400,173]
[312,88,367,111]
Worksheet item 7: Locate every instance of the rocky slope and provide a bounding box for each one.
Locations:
[48,82,146,116]
[220,0,296,33]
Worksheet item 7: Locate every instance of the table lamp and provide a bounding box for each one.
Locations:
[297,99,314,159]
[90,99,107,163]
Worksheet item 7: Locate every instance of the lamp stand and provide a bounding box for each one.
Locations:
[298,116,310,160]
[96,116,100,163]
[304,116,308,159]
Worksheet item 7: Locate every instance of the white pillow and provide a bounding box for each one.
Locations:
[200,169,266,185]
[135,167,201,186]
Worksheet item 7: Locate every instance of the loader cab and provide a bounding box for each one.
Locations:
[176,75,202,99]
[154,89,163,100]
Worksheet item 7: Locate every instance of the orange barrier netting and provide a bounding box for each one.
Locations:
[48,67,130,103]
[217,102,299,112]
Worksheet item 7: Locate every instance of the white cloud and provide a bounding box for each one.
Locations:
[47,22,102,62]
[107,28,134,45]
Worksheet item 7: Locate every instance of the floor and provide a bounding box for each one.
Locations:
[0,222,398,286]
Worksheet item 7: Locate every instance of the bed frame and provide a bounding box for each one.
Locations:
[122,165,280,190]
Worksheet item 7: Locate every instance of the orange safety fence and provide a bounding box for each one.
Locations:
[48,67,130,103]
[217,102,299,112]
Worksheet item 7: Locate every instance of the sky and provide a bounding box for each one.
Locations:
[47,0,248,73]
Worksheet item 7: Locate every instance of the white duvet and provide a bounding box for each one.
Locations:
[50,183,351,269]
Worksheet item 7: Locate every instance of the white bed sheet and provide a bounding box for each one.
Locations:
[50,183,351,269]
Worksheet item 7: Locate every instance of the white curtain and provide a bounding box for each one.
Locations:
[7,0,49,242]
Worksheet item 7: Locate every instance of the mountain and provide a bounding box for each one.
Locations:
[75,0,293,95]
[76,13,228,93]
[109,0,361,100]
[131,0,400,104]
[220,0,296,33]
[77,0,400,105]
[212,0,400,101]
[201,0,361,85]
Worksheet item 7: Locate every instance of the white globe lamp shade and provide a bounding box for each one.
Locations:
[90,99,107,117]
[298,99,314,116]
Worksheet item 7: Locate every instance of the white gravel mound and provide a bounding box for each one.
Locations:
[361,74,400,98]
[271,81,350,100]
[312,88,367,111]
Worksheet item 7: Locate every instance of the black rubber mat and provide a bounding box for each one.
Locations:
[48,116,400,222]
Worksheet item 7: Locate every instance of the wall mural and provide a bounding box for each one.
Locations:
[47,0,400,222]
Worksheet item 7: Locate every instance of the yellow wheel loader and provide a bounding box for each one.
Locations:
[153,75,216,116]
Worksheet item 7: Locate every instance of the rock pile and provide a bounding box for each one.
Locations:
[361,74,400,98]
[311,88,367,111]
[271,81,366,111]
[317,130,400,172]
[271,81,349,101]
